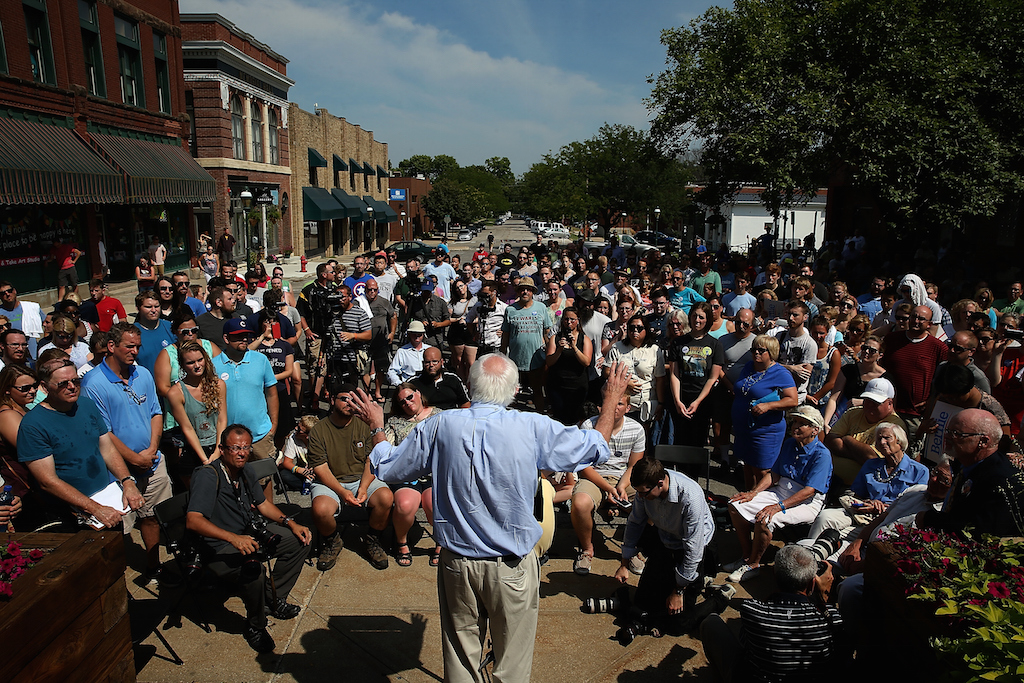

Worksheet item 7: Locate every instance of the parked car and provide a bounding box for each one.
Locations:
[391,240,435,262]
[457,230,473,241]
[544,226,571,240]
[635,231,681,250]
[583,233,658,257]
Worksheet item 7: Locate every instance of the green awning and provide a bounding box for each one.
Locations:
[308,148,328,168]
[362,162,375,176]
[302,187,347,221]
[331,188,370,221]
[89,132,216,203]
[332,154,348,172]
[376,165,389,178]
[363,196,393,223]
[349,158,363,173]
[0,116,124,205]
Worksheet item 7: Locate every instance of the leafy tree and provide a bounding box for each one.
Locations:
[430,155,459,181]
[648,0,1024,233]
[446,166,511,217]
[420,177,486,226]
[485,157,514,186]
[397,154,433,178]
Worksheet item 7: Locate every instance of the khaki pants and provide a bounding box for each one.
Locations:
[251,431,277,461]
[438,550,540,683]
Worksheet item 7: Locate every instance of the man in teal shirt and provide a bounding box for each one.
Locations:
[501,277,551,412]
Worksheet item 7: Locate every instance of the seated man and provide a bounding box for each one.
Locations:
[824,378,907,486]
[187,424,312,654]
[307,383,402,572]
[726,405,833,582]
[701,544,849,682]
[387,321,432,385]
[571,389,645,575]
[411,347,470,410]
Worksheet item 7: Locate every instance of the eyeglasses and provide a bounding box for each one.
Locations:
[949,344,970,354]
[0,289,14,296]
[840,302,856,309]
[5,342,28,348]
[179,328,199,336]
[634,481,662,499]
[894,316,910,322]
[12,382,38,393]
[861,347,880,355]
[398,394,417,404]
[224,445,253,454]
[948,429,985,440]
[751,347,769,354]
[978,337,994,344]
[54,377,82,392]
[119,382,146,406]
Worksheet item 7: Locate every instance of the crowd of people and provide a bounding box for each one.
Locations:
[2,227,1024,677]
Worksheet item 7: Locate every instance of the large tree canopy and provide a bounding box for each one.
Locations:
[648,0,1024,232]
[519,124,691,229]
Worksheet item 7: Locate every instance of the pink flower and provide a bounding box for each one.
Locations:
[897,559,922,574]
[28,549,43,562]
[988,582,1011,599]
[921,531,938,543]
[0,581,11,598]
[4,541,19,556]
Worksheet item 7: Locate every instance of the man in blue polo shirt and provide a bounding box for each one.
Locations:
[81,321,171,581]
[213,318,279,465]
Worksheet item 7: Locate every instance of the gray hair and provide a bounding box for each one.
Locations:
[774,544,817,593]
[875,423,909,451]
[468,353,519,407]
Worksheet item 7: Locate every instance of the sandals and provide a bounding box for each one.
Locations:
[429,546,442,567]
[396,543,413,568]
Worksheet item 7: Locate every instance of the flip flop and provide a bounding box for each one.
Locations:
[396,544,413,567]
[429,547,442,567]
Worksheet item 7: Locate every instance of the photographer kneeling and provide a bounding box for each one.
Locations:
[700,544,850,682]
[187,424,312,653]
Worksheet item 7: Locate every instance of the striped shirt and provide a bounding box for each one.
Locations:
[582,415,645,478]
[327,305,370,363]
[739,594,845,682]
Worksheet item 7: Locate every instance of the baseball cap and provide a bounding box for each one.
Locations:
[420,282,434,292]
[223,318,251,336]
[861,378,896,404]
[407,321,426,334]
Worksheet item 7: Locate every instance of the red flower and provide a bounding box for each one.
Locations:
[0,581,11,598]
[988,582,1011,599]
[897,559,922,574]
[4,541,19,556]
[27,549,43,562]
[921,531,939,543]
[968,598,986,605]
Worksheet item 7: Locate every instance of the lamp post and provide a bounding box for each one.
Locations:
[654,207,661,234]
[366,204,374,251]
[401,210,407,241]
[240,189,253,269]
[620,212,627,236]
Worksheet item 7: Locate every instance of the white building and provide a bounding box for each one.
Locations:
[695,186,828,253]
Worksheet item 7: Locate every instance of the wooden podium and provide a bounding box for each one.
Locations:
[0,530,135,683]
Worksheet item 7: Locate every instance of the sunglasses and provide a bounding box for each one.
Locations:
[628,325,646,332]
[179,328,200,336]
[861,347,880,355]
[12,381,39,393]
[55,377,82,392]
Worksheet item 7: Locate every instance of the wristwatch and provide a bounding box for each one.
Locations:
[369,427,385,437]
[120,475,137,486]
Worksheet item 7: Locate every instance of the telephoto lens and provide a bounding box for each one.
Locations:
[581,596,620,614]
[808,528,842,564]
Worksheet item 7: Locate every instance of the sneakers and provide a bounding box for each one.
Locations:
[721,559,745,573]
[363,533,389,570]
[265,598,301,620]
[627,555,646,576]
[243,625,275,653]
[316,532,343,571]
[574,550,593,575]
[726,563,760,583]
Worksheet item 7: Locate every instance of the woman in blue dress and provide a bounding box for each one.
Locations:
[731,334,799,490]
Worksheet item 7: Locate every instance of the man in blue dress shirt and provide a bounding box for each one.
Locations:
[351,355,631,683]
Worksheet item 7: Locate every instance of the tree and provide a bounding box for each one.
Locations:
[420,177,486,226]
[648,0,1024,234]
[397,154,433,178]
[485,157,514,186]
[446,166,511,217]
[430,155,459,181]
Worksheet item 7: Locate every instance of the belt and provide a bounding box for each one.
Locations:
[444,549,524,565]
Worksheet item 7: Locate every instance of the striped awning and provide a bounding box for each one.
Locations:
[363,196,395,223]
[89,132,216,204]
[0,116,123,205]
[331,188,370,221]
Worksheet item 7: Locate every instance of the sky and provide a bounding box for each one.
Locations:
[178,0,717,175]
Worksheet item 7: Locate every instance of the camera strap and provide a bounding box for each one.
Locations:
[217,461,258,527]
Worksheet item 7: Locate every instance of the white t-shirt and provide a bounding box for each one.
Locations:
[606,342,665,409]
[583,415,646,478]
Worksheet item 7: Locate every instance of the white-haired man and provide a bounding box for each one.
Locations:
[350,355,631,683]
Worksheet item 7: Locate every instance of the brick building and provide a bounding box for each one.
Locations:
[0,0,215,299]
[287,105,397,258]
[180,13,293,265]
[387,176,433,241]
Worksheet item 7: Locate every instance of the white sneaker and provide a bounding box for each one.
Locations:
[721,559,745,573]
[726,563,759,583]
[627,555,645,576]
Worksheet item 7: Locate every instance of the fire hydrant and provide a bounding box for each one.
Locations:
[300,254,307,272]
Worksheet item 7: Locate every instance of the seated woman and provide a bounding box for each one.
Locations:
[807,423,927,540]
[725,405,833,583]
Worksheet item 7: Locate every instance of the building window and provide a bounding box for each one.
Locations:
[268,109,279,165]
[24,2,56,86]
[0,19,8,75]
[114,14,143,107]
[185,90,197,157]
[363,171,369,193]
[250,101,263,163]
[350,168,356,191]
[309,165,317,186]
[153,32,170,114]
[78,1,105,97]
[230,95,244,160]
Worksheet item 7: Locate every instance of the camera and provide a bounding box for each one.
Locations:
[581,585,629,615]
[1003,328,1024,340]
[808,528,842,574]
[616,615,660,645]
[250,514,282,556]
[326,292,346,313]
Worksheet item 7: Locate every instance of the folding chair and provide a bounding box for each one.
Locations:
[153,492,211,634]
[653,444,712,493]
[246,456,292,504]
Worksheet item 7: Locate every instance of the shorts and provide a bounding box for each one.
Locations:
[58,266,78,288]
[573,474,634,508]
[250,431,277,462]
[729,477,824,531]
[133,455,173,519]
[447,322,471,347]
[310,478,389,512]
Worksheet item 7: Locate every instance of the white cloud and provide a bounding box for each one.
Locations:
[179,0,650,173]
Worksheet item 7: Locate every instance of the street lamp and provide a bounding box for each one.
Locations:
[401,210,407,240]
[654,207,661,233]
[240,189,253,269]
[366,205,374,250]
[620,212,627,235]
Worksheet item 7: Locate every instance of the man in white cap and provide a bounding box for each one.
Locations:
[824,378,908,486]
[387,321,432,385]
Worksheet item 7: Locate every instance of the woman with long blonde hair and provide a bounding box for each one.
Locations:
[164,340,227,486]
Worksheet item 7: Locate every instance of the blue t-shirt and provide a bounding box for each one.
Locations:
[669,287,706,314]
[135,320,175,374]
[343,274,375,299]
[81,362,162,455]
[18,397,111,497]
[501,301,551,371]
[422,262,458,300]
[772,437,833,493]
[184,296,208,317]
[213,351,277,441]
[722,291,757,317]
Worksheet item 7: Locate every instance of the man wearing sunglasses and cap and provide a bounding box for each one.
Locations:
[214,319,279,466]
[501,276,551,412]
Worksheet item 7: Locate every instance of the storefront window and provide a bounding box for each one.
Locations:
[268,109,279,165]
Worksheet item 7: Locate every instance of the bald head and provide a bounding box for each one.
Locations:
[736,308,754,334]
[952,331,977,350]
[422,347,444,378]
[946,409,1001,465]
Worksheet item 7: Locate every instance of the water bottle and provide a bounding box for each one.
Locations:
[0,485,15,532]
[301,471,314,496]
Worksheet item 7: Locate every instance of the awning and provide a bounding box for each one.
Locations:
[308,148,328,168]
[0,116,123,205]
[362,162,375,176]
[363,196,395,223]
[349,158,363,173]
[376,165,389,178]
[89,132,216,204]
[331,188,370,221]
[332,154,348,172]
[302,187,347,221]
